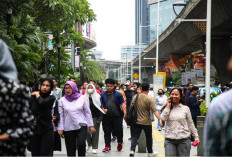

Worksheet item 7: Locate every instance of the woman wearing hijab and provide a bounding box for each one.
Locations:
[58,81,95,157]
[85,84,105,154]
[29,78,56,156]
[0,39,33,156]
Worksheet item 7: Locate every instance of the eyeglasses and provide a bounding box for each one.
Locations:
[64,87,72,90]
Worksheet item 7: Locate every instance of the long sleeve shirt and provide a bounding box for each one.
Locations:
[188,94,201,117]
[161,103,199,140]
[58,95,93,131]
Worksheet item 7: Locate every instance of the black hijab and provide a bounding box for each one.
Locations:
[39,78,54,98]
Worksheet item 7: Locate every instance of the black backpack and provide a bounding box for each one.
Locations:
[125,94,139,126]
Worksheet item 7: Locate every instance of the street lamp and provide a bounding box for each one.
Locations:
[172,1,186,16]
[6,8,12,35]
[57,43,61,87]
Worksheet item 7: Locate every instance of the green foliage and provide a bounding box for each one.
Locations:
[0,0,96,82]
[80,49,105,82]
[200,101,208,116]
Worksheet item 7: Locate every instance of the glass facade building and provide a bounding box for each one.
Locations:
[149,0,185,43]
[121,45,147,61]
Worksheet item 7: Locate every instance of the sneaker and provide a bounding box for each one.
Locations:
[162,127,165,130]
[148,151,158,157]
[86,145,91,151]
[102,146,111,152]
[92,149,98,154]
[129,151,135,156]
[117,143,123,151]
[158,129,162,131]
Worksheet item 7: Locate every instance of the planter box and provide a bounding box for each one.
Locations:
[197,116,205,156]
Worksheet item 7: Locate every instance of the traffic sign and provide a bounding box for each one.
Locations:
[133,73,139,79]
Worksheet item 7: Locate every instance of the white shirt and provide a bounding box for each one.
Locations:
[155,95,167,110]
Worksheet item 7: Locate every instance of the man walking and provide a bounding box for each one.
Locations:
[188,86,203,126]
[130,83,163,156]
[51,78,62,100]
[101,78,127,152]
[185,83,193,106]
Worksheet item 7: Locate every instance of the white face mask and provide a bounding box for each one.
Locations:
[87,89,94,94]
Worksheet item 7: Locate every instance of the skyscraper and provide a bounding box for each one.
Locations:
[135,0,150,45]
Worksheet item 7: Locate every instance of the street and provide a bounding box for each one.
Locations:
[26,120,197,156]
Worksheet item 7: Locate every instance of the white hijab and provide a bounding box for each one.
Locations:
[84,84,105,114]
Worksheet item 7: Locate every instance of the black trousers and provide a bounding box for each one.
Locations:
[31,129,54,156]
[63,126,87,157]
[130,124,153,153]
[102,116,123,146]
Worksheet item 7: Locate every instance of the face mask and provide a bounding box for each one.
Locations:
[158,93,163,95]
[87,89,94,94]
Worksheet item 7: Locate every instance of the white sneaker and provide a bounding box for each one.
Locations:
[86,145,91,151]
[129,151,135,156]
[148,151,158,157]
[92,149,98,154]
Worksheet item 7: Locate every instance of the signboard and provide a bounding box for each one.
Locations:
[157,72,166,90]
[133,73,139,79]
[197,66,203,77]
[153,74,164,98]
[75,55,80,68]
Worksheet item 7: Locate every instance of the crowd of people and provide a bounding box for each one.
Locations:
[1,38,232,157]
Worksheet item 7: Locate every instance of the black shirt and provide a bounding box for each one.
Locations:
[124,90,136,109]
[89,97,102,118]
[107,93,120,117]
[29,95,56,135]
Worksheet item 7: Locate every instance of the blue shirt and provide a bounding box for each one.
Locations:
[188,94,201,117]
[100,91,125,116]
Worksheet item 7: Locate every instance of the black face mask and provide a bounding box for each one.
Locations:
[158,93,163,95]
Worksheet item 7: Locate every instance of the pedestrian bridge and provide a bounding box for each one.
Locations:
[133,0,232,84]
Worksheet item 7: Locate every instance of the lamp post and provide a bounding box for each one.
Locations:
[156,0,160,74]
[172,1,186,16]
[57,43,61,87]
[6,8,12,35]
[205,0,212,107]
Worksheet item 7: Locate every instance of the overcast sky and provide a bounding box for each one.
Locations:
[89,0,135,60]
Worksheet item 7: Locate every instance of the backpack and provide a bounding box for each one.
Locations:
[125,94,139,126]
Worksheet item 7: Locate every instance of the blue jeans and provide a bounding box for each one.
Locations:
[157,110,165,129]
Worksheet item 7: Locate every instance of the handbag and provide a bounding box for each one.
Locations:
[125,94,139,126]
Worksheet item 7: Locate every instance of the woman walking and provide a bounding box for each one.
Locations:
[85,84,105,154]
[161,88,200,156]
[29,78,56,156]
[155,89,167,131]
[58,81,95,156]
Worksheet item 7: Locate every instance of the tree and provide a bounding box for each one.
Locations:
[0,0,96,82]
[80,49,105,82]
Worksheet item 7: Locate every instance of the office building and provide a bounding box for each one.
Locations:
[121,45,147,61]
[135,0,150,45]
[148,0,186,42]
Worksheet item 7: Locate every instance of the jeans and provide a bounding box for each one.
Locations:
[157,109,165,129]
[130,124,153,153]
[102,116,123,146]
[86,117,100,149]
[64,126,87,156]
[164,138,191,156]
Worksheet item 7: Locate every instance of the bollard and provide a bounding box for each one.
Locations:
[137,130,147,153]
[197,116,205,156]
